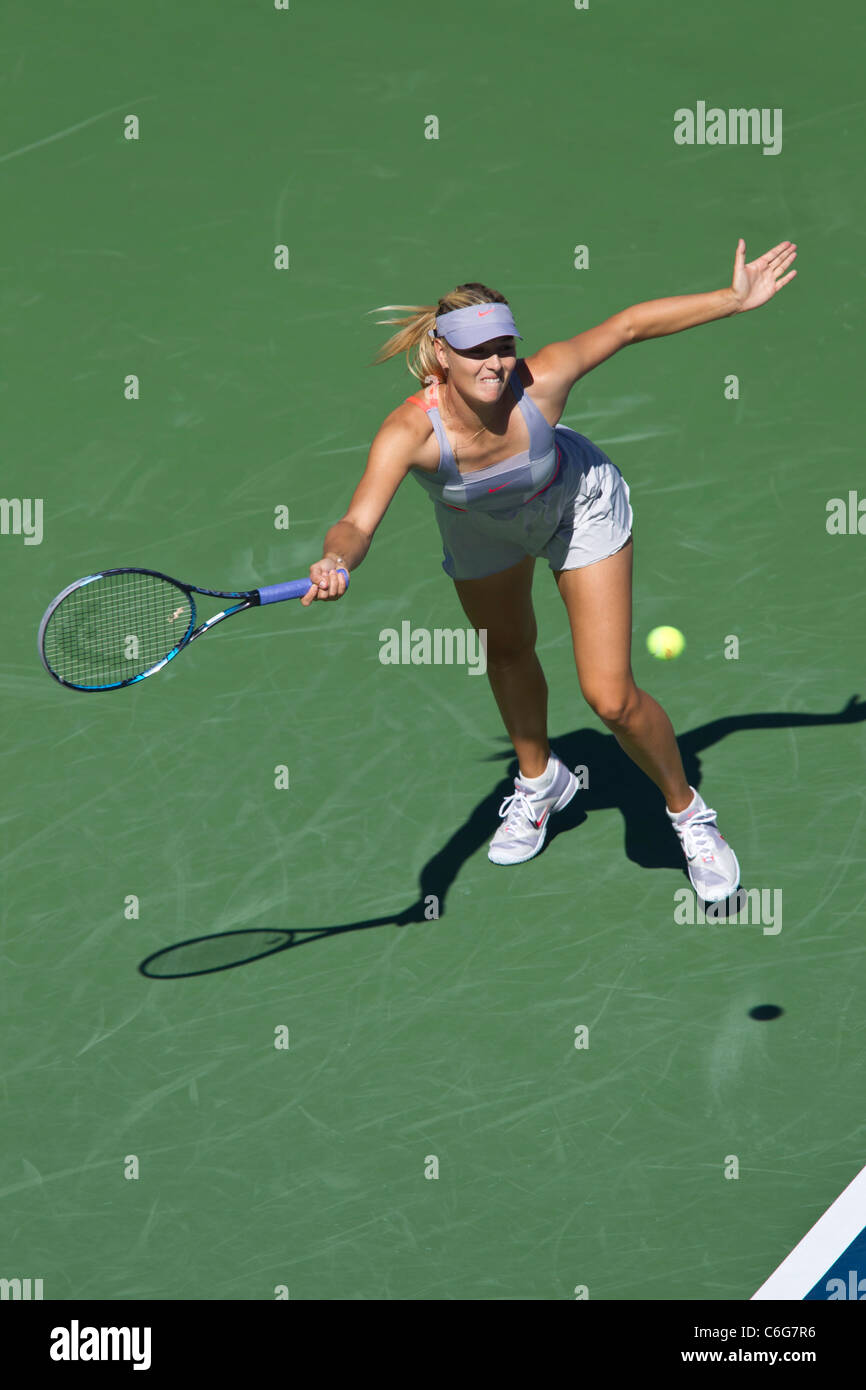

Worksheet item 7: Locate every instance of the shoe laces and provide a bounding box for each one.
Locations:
[497,787,538,830]
[674,806,719,860]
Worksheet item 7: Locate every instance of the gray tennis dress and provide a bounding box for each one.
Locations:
[405,367,633,581]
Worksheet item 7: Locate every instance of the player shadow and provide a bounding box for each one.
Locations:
[139,695,865,977]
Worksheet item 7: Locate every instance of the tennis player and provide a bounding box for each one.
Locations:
[302,239,797,902]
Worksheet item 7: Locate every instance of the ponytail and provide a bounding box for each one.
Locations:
[369,282,510,383]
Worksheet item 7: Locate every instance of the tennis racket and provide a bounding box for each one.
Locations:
[38,565,349,692]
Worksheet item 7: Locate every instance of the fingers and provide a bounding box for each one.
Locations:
[759,239,796,268]
[763,244,797,292]
[300,564,348,606]
[318,567,347,600]
[775,246,797,276]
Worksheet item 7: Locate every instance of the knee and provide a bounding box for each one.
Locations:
[484,625,538,672]
[486,636,537,672]
[582,682,640,728]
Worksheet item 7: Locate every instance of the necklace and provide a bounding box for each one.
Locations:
[438,381,493,465]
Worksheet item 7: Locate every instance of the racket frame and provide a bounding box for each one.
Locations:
[37,565,318,693]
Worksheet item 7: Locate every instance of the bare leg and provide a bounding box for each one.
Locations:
[553,537,693,813]
[453,555,550,778]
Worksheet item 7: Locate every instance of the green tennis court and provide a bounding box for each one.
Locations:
[2,0,865,1304]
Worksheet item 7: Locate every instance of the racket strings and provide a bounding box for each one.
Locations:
[42,572,194,687]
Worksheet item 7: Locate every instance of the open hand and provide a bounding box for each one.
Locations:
[731,238,797,312]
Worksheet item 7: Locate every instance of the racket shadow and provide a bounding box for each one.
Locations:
[138,693,865,978]
[139,923,393,979]
[138,784,508,979]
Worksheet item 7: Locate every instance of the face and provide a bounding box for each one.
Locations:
[434,336,517,403]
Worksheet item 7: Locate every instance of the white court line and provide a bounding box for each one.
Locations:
[752,1163,866,1299]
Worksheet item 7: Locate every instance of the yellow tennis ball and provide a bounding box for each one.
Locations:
[647,625,685,660]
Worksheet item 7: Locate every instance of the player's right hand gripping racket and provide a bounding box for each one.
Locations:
[38,565,349,692]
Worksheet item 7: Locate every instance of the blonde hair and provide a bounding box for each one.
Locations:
[369,282,510,384]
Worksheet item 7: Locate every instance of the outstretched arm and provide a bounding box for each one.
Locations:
[627,238,797,341]
[526,238,797,399]
[300,410,417,606]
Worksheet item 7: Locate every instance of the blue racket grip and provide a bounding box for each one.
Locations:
[257,568,349,605]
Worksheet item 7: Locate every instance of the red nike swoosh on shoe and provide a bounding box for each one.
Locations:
[535,810,550,828]
[488,481,510,492]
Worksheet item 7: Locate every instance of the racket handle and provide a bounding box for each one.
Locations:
[257,568,350,605]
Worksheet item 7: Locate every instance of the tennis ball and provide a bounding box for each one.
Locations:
[647,625,685,660]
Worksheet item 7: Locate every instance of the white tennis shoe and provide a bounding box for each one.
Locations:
[666,786,740,903]
[488,754,579,865]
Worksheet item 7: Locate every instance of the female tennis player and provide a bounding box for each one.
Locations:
[302,238,797,902]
